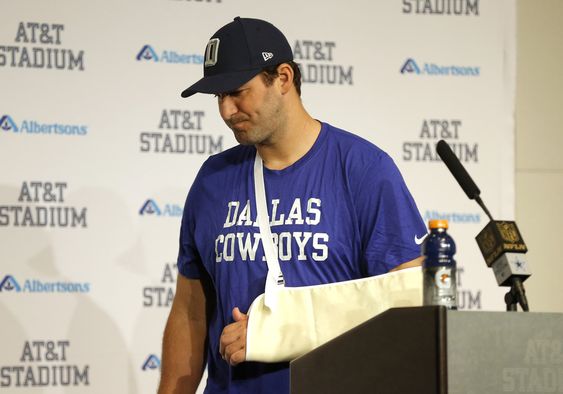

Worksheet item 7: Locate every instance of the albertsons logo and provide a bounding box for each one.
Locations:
[139,199,182,217]
[136,44,203,65]
[0,115,18,132]
[142,355,160,371]
[0,114,88,136]
[0,275,21,292]
[400,58,480,77]
[137,45,159,61]
[0,275,90,293]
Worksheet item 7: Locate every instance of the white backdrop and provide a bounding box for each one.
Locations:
[0,0,515,392]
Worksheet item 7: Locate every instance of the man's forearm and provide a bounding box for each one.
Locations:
[158,312,207,394]
[158,276,208,394]
[390,256,424,272]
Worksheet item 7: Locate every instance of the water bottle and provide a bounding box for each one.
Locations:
[422,219,457,309]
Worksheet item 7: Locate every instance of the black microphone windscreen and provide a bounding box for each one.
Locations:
[436,140,481,200]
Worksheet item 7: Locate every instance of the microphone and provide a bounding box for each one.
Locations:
[435,140,531,311]
[436,140,480,200]
[436,140,493,221]
[475,220,531,311]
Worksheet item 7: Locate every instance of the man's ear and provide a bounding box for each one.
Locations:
[276,63,294,94]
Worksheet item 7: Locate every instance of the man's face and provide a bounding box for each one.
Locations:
[217,73,283,146]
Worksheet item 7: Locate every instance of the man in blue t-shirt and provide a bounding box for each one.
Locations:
[158,17,427,394]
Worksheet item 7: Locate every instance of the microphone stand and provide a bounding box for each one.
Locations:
[436,140,531,312]
[504,277,529,312]
[475,195,530,312]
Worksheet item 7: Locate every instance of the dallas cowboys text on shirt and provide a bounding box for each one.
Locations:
[215,198,329,263]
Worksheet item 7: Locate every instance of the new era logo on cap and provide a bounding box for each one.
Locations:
[262,52,274,61]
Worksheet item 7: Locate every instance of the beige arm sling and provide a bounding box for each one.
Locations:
[245,151,423,362]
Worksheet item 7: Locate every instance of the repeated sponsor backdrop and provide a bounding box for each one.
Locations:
[1,0,515,392]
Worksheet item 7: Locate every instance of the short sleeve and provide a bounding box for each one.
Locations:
[354,153,426,275]
[176,168,207,279]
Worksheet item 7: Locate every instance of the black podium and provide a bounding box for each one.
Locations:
[290,306,563,393]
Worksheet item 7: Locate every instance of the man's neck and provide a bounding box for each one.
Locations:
[256,109,321,171]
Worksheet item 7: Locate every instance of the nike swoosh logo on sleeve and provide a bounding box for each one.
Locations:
[414,234,428,245]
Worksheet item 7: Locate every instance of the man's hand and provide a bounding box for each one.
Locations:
[219,307,248,366]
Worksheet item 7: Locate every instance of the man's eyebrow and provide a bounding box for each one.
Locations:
[218,88,245,97]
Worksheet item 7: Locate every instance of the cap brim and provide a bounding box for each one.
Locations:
[181,68,262,98]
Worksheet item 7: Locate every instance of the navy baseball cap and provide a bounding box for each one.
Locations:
[181,17,294,98]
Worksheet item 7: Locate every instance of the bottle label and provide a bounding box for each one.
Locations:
[423,266,457,309]
[435,268,452,289]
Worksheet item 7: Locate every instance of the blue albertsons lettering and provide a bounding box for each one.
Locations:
[140,110,222,155]
[159,51,203,64]
[137,45,203,64]
[400,58,479,77]
[0,182,87,227]
[215,198,329,263]
[0,341,89,387]
[139,199,182,217]
[1,116,88,137]
[424,63,480,76]
[0,22,84,70]
[293,40,353,85]
[402,119,479,162]
[403,0,479,15]
[22,280,90,293]
[143,263,177,307]
[20,121,87,135]
[0,275,90,293]
[161,204,182,217]
[423,210,481,224]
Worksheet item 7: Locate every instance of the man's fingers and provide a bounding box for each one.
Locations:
[221,327,240,342]
[220,330,236,357]
[219,307,249,364]
[232,307,248,322]
[224,341,245,362]
[220,327,245,359]
[228,349,246,366]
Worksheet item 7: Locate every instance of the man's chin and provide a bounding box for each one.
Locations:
[233,131,254,146]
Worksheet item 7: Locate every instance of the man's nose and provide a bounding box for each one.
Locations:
[219,96,238,120]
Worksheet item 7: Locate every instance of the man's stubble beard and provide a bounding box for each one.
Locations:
[229,90,284,147]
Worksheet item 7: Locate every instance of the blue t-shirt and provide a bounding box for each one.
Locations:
[177,122,426,393]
